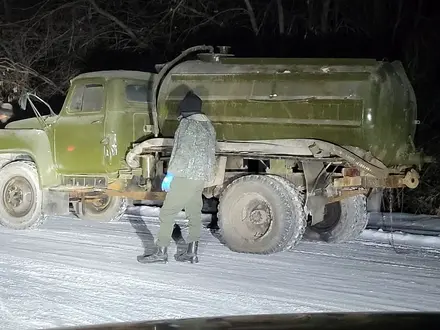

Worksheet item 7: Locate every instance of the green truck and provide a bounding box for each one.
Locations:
[0,45,428,254]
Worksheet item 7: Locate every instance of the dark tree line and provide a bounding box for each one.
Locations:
[1,0,437,99]
[1,0,439,214]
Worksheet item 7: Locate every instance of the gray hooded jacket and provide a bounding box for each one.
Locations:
[167,93,216,182]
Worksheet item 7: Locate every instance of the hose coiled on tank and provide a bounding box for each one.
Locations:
[151,45,215,137]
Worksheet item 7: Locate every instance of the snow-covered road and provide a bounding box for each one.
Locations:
[1,209,440,330]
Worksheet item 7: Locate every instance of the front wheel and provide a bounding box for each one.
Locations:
[0,161,47,229]
[74,195,127,222]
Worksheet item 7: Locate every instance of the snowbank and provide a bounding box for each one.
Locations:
[361,229,440,250]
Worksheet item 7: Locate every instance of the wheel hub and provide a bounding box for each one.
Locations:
[249,208,269,225]
[82,194,113,215]
[7,186,23,207]
[236,193,272,240]
[3,177,34,218]
[91,195,110,209]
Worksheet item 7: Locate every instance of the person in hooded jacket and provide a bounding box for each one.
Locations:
[0,103,13,124]
[138,90,216,264]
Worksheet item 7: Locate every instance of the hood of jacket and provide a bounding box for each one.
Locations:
[178,91,202,117]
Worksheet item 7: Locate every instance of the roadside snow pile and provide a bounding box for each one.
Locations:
[368,212,440,236]
[361,229,440,249]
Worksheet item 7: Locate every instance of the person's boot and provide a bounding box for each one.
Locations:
[175,241,199,264]
[137,245,168,264]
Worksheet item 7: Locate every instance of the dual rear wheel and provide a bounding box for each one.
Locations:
[217,174,368,254]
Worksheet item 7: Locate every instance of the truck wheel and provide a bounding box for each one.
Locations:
[266,174,307,249]
[308,195,369,243]
[0,161,47,229]
[74,195,127,222]
[218,174,306,254]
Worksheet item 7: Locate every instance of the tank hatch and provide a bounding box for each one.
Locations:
[197,45,235,63]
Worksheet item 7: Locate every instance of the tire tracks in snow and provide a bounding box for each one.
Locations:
[2,215,440,329]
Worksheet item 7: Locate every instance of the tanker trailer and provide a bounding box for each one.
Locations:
[126,45,428,254]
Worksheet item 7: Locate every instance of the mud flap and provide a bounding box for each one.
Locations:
[306,195,327,225]
[43,189,70,216]
[303,161,327,225]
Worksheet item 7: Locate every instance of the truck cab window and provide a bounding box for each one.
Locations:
[69,84,104,112]
[126,84,152,103]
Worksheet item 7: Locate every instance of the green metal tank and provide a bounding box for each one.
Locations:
[156,50,420,167]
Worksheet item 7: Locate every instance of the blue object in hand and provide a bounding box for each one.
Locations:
[161,172,174,192]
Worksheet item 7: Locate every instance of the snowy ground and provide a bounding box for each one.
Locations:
[1,208,440,330]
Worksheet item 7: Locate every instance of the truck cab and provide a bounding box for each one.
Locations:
[0,71,159,229]
[5,71,156,179]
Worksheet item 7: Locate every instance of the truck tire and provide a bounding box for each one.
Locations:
[308,195,368,243]
[0,161,47,229]
[266,174,307,249]
[74,195,127,222]
[218,174,306,254]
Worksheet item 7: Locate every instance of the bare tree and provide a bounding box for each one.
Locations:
[243,0,259,35]
[276,0,285,35]
[320,0,330,33]
[0,0,434,111]
[2,0,11,22]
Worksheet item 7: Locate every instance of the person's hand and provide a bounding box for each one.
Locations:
[161,172,174,192]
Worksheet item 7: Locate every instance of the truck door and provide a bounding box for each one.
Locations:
[102,78,154,173]
[54,81,107,175]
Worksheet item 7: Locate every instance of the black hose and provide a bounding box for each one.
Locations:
[151,45,214,137]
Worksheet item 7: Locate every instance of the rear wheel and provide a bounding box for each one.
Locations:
[0,161,47,229]
[308,195,368,243]
[74,195,127,222]
[218,174,306,254]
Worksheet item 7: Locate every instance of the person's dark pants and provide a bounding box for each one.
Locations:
[156,177,205,247]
